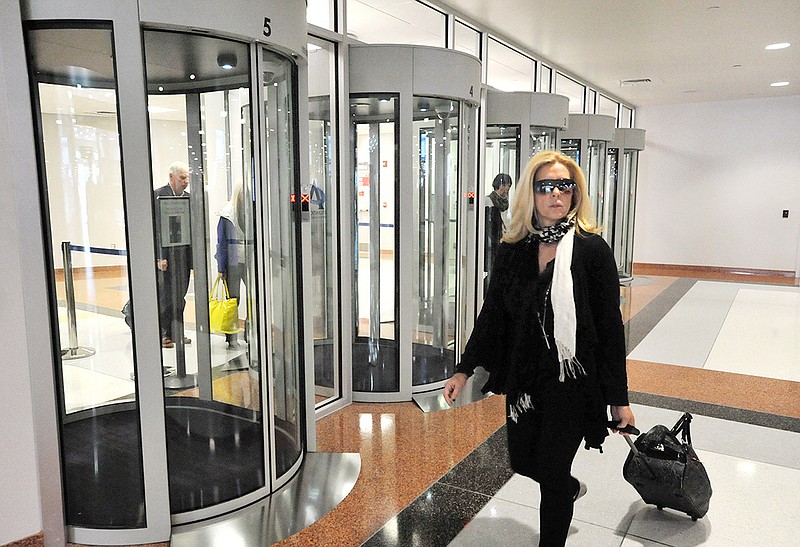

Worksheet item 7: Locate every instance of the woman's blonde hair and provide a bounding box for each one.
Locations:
[502,150,600,244]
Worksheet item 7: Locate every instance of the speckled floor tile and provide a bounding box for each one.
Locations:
[438,425,513,496]
[274,396,507,546]
[362,482,491,547]
[628,359,800,421]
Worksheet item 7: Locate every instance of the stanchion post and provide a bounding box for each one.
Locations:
[61,241,79,351]
[60,241,95,360]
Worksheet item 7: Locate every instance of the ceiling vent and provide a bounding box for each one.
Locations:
[619,78,652,86]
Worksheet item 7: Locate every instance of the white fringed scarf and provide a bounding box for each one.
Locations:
[551,227,585,382]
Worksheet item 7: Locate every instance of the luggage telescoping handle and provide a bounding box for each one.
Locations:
[624,434,639,455]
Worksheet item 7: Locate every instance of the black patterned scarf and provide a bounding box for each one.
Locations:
[531,217,574,244]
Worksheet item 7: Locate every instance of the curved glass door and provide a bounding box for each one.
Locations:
[560,138,580,164]
[259,47,303,479]
[307,38,340,409]
[530,125,558,156]
[143,29,266,515]
[586,140,608,230]
[605,147,619,246]
[412,97,460,387]
[350,95,399,393]
[27,23,146,528]
[617,150,639,277]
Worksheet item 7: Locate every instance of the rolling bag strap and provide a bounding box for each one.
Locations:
[670,412,693,446]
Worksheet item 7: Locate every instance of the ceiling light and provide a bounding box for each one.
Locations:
[619,78,652,87]
[765,43,790,50]
[770,81,790,87]
[217,53,237,70]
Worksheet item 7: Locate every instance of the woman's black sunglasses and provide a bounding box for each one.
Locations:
[534,178,576,194]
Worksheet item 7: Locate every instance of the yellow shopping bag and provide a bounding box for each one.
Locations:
[209,276,239,334]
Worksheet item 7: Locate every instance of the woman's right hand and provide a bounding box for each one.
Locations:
[443,372,468,405]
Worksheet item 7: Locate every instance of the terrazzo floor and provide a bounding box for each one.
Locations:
[59,269,800,546]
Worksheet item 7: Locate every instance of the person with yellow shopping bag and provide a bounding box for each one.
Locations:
[214,185,247,347]
[209,275,239,337]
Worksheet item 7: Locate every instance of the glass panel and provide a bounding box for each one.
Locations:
[307,0,334,30]
[27,25,145,528]
[619,151,638,277]
[307,39,340,408]
[351,95,399,392]
[530,126,558,156]
[539,64,552,93]
[144,30,266,513]
[487,38,534,91]
[555,72,585,113]
[412,97,460,386]
[484,125,519,290]
[621,105,633,128]
[260,48,302,477]
[454,20,480,58]
[605,147,619,246]
[560,138,580,165]
[598,94,619,120]
[347,0,446,47]
[586,140,607,230]
[587,89,597,113]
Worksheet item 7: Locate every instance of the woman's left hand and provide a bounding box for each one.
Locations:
[610,405,636,435]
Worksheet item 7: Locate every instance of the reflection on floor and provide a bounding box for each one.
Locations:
[58,307,248,413]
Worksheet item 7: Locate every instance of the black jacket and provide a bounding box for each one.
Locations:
[457,232,629,408]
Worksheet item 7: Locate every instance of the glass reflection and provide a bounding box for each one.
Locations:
[307,39,340,408]
[487,38,535,91]
[412,96,459,386]
[351,95,399,392]
[586,140,608,230]
[556,72,585,113]
[27,25,145,528]
[347,0,446,46]
[455,20,481,57]
[530,126,558,156]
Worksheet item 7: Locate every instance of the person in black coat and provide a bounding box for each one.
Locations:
[154,161,193,348]
[444,150,635,547]
[485,173,513,288]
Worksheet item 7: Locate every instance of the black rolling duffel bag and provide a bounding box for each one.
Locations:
[622,412,712,520]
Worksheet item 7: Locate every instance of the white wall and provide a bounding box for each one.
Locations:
[0,2,44,542]
[634,94,800,272]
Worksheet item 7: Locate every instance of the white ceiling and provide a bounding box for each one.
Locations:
[436,0,800,107]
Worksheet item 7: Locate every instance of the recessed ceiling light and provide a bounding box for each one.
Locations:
[770,81,790,87]
[765,42,790,50]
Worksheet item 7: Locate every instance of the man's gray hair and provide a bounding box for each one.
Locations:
[169,161,189,177]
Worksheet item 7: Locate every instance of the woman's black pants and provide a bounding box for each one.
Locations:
[506,383,586,546]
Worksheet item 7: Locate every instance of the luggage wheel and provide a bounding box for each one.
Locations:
[656,505,663,511]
